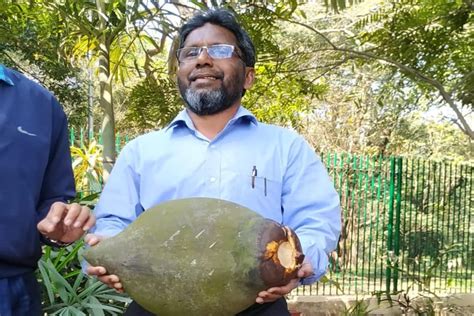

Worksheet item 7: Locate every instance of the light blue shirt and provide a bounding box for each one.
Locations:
[0,65,15,86]
[93,106,341,284]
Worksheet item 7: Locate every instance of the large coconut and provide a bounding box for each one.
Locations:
[83,197,304,315]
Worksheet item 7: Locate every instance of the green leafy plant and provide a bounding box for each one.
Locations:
[373,243,467,315]
[37,157,130,315]
[38,241,131,315]
[70,141,104,196]
[342,297,371,316]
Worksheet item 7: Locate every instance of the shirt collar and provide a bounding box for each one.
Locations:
[165,106,258,132]
[0,65,15,86]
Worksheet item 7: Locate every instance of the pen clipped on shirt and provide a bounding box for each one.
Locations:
[251,166,267,196]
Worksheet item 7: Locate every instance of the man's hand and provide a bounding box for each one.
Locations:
[84,234,124,293]
[37,202,95,243]
[256,261,313,304]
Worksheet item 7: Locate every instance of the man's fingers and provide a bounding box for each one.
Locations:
[47,202,69,224]
[37,218,57,234]
[70,205,93,229]
[255,264,313,304]
[82,212,96,231]
[87,265,107,276]
[297,262,314,278]
[96,274,123,291]
[268,279,300,294]
[63,203,81,226]
[256,278,300,304]
[99,274,120,284]
[84,233,103,246]
[256,290,282,304]
[37,202,68,233]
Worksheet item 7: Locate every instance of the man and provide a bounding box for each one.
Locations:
[86,8,340,316]
[0,64,95,315]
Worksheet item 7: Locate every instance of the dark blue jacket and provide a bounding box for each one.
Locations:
[0,65,75,277]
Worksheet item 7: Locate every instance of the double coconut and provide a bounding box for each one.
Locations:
[84,197,304,315]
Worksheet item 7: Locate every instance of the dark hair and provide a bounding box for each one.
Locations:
[178,8,256,67]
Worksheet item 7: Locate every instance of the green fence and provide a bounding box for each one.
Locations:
[297,153,473,296]
[69,132,473,296]
[69,128,129,153]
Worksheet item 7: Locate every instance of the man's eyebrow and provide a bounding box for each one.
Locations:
[183,42,235,47]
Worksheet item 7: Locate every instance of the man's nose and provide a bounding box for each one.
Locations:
[195,47,213,66]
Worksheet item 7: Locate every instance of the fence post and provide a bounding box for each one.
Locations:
[393,157,403,292]
[386,157,403,294]
[116,133,121,154]
[386,157,395,294]
[69,127,75,146]
[80,128,84,148]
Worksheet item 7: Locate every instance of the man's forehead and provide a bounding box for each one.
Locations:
[183,23,237,46]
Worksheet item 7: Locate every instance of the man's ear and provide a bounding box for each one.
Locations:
[244,67,255,90]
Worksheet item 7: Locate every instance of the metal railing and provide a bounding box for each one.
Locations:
[298,153,473,296]
[69,128,129,154]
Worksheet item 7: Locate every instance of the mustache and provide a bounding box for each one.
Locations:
[189,71,224,81]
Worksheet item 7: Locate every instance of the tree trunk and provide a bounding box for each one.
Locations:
[97,0,115,179]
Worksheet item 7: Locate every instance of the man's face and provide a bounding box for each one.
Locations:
[177,23,254,116]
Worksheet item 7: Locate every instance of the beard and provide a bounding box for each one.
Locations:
[178,75,244,116]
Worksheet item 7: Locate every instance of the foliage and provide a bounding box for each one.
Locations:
[355,0,474,138]
[342,297,372,316]
[118,76,183,136]
[2,0,471,157]
[388,112,473,162]
[38,148,130,314]
[70,141,104,197]
[371,244,469,315]
[245,61,328,130]
[37,130,117,313]
[38,241,130,315]
[272,1,473,159]
[358,0,473,103]
[0,0,88,128]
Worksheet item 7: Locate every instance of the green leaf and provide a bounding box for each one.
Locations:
[38,259,56,304]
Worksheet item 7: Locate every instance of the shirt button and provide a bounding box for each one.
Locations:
[210,144,216,149]
[209,177,216,183]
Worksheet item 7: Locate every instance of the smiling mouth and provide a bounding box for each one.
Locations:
[194,76,218,81]
[190,72,223,81]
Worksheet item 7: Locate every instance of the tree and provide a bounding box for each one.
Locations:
[358,0,473,139]
[286,0,473,139]
[43,0,178,176]
[0,0,88,127]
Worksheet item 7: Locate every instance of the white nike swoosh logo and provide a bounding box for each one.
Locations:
[17,126,37,136]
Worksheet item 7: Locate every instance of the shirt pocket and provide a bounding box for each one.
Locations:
[226,171,283,223]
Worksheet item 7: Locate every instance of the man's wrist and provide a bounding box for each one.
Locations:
[40,234,74,248]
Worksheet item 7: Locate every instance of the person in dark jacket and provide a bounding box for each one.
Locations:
[0,64,95,316]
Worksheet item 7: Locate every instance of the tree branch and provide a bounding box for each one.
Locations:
[284,17,474,140]
[110,3,165,79]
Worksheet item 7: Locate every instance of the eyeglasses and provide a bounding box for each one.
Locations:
[176,44,241,62]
